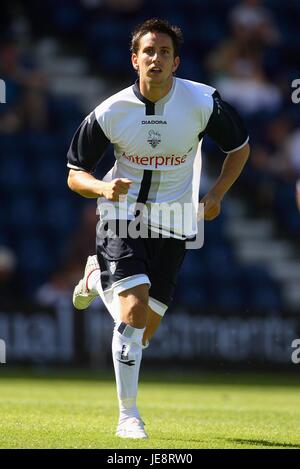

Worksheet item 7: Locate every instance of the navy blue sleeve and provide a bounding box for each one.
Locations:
[67,111,110,172]
[204,91,249,152]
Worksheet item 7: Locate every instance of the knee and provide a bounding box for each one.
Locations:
[122,298,148,329]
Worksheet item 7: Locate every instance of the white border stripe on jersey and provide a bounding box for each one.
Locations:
[67,163,88,171]
[221,136,249,154]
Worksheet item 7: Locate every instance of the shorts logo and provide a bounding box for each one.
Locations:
[109,261,117,274]
[147,130,161,148]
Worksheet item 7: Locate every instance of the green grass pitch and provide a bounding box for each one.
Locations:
[0,369,300,449]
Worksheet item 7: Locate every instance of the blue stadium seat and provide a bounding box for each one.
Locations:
[17,237,55,273]
[204,243,236,278]
[202,217,226,244]
[16,234,58,295]
[250,286,283,312]
[179,251,206,285]
[242,266,275,289]
[175,284,208,309]
[50,0,82,34]
[43,197,76,235]
[0,134,26,155]
[8,195,41,232]
[49,98,83,130]
[0,155,33,191]
[209,281,246,312]
[32,157,67,193]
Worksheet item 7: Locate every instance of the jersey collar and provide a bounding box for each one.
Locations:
[132,78,176,116]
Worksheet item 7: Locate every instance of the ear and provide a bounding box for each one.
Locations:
[131,53,139,71]
[172,56,180,73]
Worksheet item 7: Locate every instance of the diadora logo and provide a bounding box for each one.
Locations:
[141,120,167,124]
[147,129,161,148]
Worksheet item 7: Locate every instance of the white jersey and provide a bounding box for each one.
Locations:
[67,77,248,239]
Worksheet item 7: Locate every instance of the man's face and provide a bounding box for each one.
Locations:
[131,32,180,87]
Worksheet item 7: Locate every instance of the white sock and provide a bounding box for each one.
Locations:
[91,276,118,322]
[112,322,145,424]
[142,339,149,350]
[87,269,100,294]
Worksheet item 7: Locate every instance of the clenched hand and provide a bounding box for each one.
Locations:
[200,192,222,221]
[102,178,132,201]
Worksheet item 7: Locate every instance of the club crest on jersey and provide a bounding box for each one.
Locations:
[109,261,117,274]
[147,130,161,148]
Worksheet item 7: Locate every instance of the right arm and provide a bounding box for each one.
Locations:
[66,110,131,201]
[67,169,132,201]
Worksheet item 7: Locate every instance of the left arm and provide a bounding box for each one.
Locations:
[200,90,250,221]
[201,143,250,220]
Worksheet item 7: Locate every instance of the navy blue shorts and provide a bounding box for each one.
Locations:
[96,220,186,313]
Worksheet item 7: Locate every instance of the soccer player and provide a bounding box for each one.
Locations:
[67,18,250,439]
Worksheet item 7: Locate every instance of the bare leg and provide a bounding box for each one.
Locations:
[143,306,162,346]
[118,284,149,328]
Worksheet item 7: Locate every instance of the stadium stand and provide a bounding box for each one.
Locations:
[1,0,300,315]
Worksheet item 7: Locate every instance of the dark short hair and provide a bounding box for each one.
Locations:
[130,18,184,58]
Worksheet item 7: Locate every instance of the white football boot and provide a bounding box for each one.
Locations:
[72,255,100,310]
[116,418,148,439]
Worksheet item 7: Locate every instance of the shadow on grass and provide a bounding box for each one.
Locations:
[226,438,300,449]
[156,437,205,445]
[156,436,300,449]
